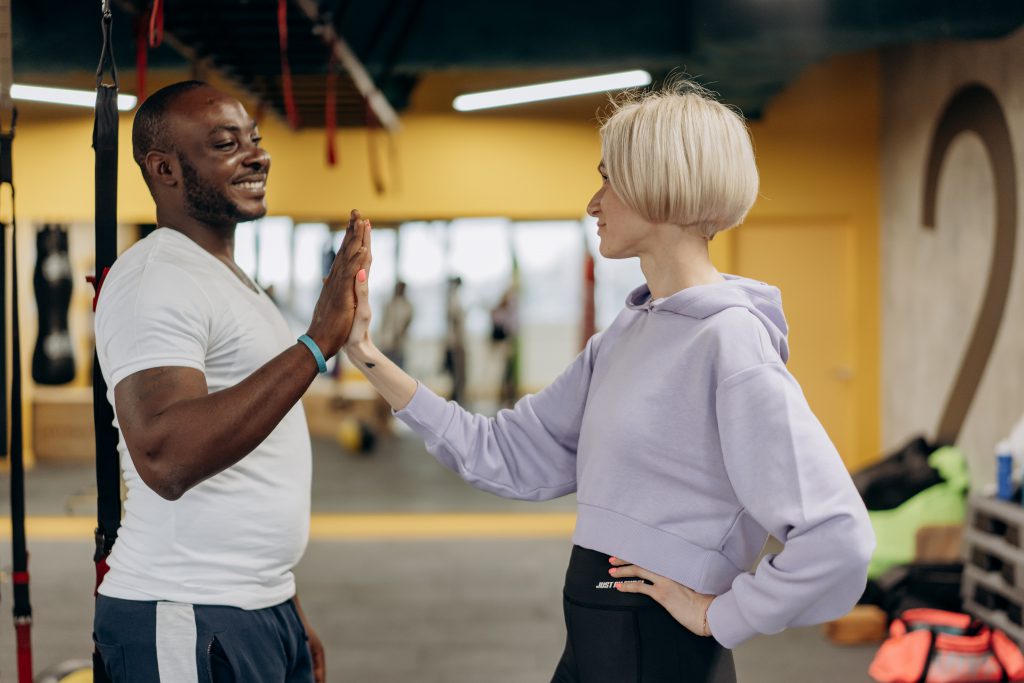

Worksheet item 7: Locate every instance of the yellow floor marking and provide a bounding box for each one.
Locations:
[309,513,576,539]
[0,513,576,541]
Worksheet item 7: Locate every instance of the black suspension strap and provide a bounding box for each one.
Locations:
[0,0,7,457]
[4,118,33,683]
[1,0,33,678]
[92,2,121,682]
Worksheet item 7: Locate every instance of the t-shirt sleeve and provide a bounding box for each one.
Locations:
[96,261,213,387]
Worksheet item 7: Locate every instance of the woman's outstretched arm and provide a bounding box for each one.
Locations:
[342,223,596,501]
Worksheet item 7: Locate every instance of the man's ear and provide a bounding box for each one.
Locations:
[144,150,179,188]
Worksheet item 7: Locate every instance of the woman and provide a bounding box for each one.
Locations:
[341,81,874,682]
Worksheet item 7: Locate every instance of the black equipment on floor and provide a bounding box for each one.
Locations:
[861,562,965,617]
[853,436,947,511]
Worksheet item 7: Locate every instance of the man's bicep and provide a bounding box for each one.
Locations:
[114,366,208,447]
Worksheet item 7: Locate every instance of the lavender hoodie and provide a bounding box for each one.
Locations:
[396,274,875,648]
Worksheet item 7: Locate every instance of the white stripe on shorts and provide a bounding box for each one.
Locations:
[156,601,200,682]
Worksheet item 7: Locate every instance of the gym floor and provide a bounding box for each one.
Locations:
[1,424,879,682]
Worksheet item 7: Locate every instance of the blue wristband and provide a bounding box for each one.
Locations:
[297,334,328,373]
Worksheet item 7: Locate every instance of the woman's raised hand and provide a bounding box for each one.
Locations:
[344,216,374,352]
[340,216,417,409]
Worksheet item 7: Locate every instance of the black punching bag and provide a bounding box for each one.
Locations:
[32,224,76,385]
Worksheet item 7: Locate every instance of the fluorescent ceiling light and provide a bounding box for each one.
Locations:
[453,70,652,112]
[11,84,138,111]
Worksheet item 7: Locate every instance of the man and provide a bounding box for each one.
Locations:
[93,80,367,682]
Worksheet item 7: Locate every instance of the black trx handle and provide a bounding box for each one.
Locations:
[96,0,119,90]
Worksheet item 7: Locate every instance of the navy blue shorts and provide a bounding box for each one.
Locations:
[94,595,313,682]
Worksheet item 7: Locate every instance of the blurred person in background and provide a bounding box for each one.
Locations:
[443,276,467,403]
[490,285,520,408]
[378,280,414,370]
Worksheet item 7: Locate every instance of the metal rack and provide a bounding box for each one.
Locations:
[962,495,1024,646]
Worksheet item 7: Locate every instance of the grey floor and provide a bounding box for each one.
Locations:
[0,425,879,682]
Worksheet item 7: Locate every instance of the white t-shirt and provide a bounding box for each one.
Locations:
[95,228,311,610]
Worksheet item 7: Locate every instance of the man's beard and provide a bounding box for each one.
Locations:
[179,154,266,228]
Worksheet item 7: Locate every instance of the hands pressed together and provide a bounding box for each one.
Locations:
[608,557,716,638]
[305,209,374,360]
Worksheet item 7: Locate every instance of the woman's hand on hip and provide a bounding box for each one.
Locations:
[608,557,715,638]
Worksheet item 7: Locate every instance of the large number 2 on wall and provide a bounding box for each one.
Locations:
[922,83,1017,445]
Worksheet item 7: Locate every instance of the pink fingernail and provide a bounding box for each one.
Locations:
[357,269,367,283]
[609,557,617,563]
[608,568,616,575]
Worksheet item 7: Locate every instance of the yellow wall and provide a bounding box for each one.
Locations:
[7,53,881,468]
[739,51,881,468]
[13,104,605,225]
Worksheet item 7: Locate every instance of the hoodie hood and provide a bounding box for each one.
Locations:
[625,274,790,362]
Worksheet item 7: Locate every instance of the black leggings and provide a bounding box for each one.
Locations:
[551,546,736,683]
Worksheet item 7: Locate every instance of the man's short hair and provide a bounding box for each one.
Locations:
[132,80,210,184]
[600,79,759,239]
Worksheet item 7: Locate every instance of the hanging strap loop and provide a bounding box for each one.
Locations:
[96,1,119,89]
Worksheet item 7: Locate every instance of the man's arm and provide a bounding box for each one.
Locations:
[114,214,369,501]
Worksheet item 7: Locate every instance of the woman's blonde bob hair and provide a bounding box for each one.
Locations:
[600,79,759,239]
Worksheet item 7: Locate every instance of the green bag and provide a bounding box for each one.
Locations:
[867,447,970,579]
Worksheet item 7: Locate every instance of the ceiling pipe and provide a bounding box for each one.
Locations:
[292,0,400,132]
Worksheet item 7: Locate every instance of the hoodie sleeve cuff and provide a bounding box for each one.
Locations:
[393,382,453,440]
[706,589,759,649]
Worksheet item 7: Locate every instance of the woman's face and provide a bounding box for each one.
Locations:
[586,162,652,259]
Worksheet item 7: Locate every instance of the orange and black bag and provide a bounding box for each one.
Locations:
[869,608,1024,682]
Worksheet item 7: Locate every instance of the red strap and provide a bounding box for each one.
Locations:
[277,0,300,129]
[365,99,385,194]
[15,622,33,683]
[12,570,29,584]
[149,0,164,48]
[94,556,111,596]
[135,15,148,102]
[86,266,112,312]
[325,49,338,166]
